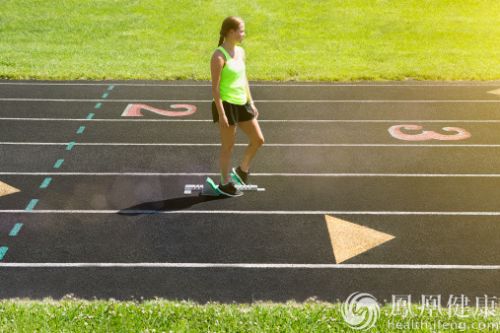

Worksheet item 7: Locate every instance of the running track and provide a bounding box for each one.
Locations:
[1,79,500,304]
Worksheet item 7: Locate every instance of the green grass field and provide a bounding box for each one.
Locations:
[1,297,500,332]
[1,0,499,81]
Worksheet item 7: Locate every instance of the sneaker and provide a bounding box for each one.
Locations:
[217,181,244,197]
[231,166,249,185]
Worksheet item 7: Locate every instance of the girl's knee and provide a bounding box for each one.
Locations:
[220,143,235,153]
[253,136,265,147]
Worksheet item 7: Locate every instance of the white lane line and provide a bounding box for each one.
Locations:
[1,98,500,103]
[1,142,500,147]
[1,82,500,87]
[2,172,500,177]
[0,262,499,269]
[1,210,500,216]
[2,117,500,123]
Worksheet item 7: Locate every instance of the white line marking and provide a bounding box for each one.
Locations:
[0,262,498,269]
[1,172,500,177]
[1,210,500,215]
[2,117,500,123]
[1,142,500,147]
[1,98,500,103]
[1,82,500,87]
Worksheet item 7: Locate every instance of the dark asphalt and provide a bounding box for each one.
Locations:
[3,119,500,144]
[1,79,500,304]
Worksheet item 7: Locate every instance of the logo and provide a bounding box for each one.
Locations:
[341,292,380,330]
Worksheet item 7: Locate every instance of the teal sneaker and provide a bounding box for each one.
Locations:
[217,181,244,197]
[231,166,249,185]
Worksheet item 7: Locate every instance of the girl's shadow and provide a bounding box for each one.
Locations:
[117,194,229,216]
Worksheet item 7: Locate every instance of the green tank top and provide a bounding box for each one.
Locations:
[215,45,247,105]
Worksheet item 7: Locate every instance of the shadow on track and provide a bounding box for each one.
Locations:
[117,194,229,216]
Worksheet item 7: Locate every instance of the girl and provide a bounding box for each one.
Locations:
[210,16,265,197]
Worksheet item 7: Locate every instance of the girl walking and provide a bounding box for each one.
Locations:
[210,16,265,197]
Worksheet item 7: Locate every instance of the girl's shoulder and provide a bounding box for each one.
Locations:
[212,45,244,61]
[212,46,225,59]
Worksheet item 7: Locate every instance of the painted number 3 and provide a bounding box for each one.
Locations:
[388,124,471,141]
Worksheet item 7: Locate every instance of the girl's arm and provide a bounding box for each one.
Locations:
[210,51,225,116]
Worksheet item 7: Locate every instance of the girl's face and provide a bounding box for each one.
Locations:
[229,23,245,43]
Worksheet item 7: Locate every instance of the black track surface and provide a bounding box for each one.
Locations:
[1,79,500,304]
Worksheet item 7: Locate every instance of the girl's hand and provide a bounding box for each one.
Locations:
[220,114,230,128]
[250,103,259,119]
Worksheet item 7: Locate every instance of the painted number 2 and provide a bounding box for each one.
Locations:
[388,124,471,141]
[121,104,197,117]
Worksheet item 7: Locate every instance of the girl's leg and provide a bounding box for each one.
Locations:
[237,118,265,172]
[219,123,237,184]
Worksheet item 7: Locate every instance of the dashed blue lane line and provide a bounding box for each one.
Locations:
[0,247,8,260]
[9,223,23,237]
[53,159,64,169]
[25,199,39,211]
[4,87,114,262]
[39,177,52,189]
[66,141,76,151]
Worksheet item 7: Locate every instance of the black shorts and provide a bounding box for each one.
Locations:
[212,100,255,126]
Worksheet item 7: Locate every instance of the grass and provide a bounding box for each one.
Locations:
[1,296,500,332]
[1,0,499,81]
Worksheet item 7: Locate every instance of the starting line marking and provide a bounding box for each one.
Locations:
[1,210,500,215]
[2,172,500,177]
[2,117,500,123]
[0,262,499,269]
[2,98,500,103]
[2,142,500,147]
